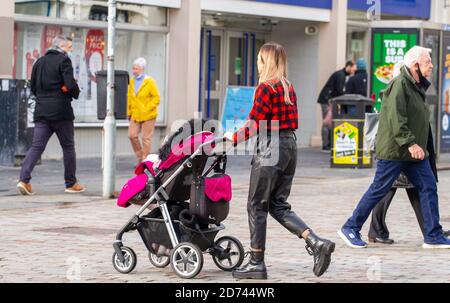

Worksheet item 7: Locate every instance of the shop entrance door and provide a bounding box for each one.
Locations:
[199,29,223,120]
[199,29,266,120]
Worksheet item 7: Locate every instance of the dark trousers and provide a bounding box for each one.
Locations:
[247,132,309,250]
[320,103,331,149]
[19,120,77,188]
[368,188,424,239]
[343,159,443,243]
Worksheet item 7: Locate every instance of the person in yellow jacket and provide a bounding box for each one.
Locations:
[127,57,161,164]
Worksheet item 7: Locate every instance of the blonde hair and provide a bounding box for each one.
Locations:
[258,42,292,105]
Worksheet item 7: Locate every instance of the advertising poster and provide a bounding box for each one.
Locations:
[221,86,256,132]
[71,28,90,120]
[40,25,62,54]
[333,122,358,165]
[85,29,105,101]
[440,32,450,152]
[371,30,418,111]
[23,25,43,80]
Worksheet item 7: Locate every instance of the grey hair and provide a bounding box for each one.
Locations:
[133,57,147,69]
[393,46,432,78]
[52,35,72,49]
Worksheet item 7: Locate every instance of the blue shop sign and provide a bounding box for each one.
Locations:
[251,0,332,10]
[348,0,431,20]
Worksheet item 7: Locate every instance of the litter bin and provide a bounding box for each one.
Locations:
[96,70,129,120]
[330,94,375,168]
[0,79,34,166]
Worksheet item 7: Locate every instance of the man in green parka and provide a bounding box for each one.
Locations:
[338,46,450,249]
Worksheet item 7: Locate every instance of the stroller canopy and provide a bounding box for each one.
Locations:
[159,131,215,170]
[134,131,215,177]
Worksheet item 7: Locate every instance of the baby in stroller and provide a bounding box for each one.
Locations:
[113,119,245,279]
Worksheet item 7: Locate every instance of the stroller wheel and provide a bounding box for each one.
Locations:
[170,242,203,279]
[112,246,137,274]
[212,236,245,271]
[149,252,170,268]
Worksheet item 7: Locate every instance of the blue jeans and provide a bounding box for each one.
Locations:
[343,159,443,242]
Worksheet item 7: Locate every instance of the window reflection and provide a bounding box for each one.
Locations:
[15,0,167,26]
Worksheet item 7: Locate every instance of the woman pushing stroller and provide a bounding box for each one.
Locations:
[224,42,335,279]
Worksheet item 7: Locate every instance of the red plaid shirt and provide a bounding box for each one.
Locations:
[233,81,299,144]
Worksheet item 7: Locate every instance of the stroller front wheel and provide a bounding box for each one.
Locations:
[112,246,137,274]
[170,242,203,279]
[149,252,170,268]
[212,236,245,271]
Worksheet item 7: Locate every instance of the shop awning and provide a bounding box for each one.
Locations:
[120,0,181,8]
[201,0,331,22]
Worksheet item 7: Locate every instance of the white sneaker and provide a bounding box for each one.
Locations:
[422,236,450,249]
[422,243,450,249]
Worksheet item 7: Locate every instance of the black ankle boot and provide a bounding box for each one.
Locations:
[232,251,267,280]
[304,231,335,277]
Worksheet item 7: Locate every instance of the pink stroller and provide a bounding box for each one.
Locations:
[113,132,245,279]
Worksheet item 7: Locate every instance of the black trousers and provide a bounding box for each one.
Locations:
[368,188,424,239]
[19,120,77,188]
[247,131,309,250]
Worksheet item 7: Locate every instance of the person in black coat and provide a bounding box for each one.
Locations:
[345,58,368,96]
[317,60,355,150]
[17,35,86,195]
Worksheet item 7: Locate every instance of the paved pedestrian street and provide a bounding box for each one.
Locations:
[1,150,449,283]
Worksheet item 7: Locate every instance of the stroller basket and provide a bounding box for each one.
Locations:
[179,223,224,251]
[137,218,181,252]
[137,217,224,252]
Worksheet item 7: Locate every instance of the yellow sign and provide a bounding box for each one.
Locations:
[333,122,358,165]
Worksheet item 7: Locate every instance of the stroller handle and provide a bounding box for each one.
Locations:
[190,136,229,158]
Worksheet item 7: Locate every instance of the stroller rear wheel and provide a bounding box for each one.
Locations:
[170,242,203,279]
[212,236,245,271]
[149,252,170,268]
[112,246,137,274]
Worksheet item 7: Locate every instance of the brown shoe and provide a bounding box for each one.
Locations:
[65,183,86,193]
[17,181,35,196]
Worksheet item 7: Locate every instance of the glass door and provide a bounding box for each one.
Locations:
[226,31,265,88]
[227,31,248,87]
[199,29,223,120]
[198,29,266,120]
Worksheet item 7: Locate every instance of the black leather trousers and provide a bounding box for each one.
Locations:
[247,131,309,250]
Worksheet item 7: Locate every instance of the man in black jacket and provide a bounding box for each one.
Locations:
[317,60,356,151]
[345,58,368,96]
[17,35,86,195]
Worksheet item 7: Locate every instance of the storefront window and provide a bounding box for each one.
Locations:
[423,30,440,93]
[15,0,167,26]
[346,27,369,62]
[14,22,167,124]
[423,30,441,149]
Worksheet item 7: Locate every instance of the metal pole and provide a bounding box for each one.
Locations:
[103,0,116,198]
